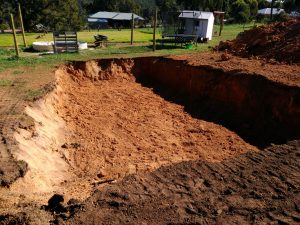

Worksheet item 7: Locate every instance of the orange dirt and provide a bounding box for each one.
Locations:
[54,60,257,181]
[0,53,299,225]
[216,19,300,64]
[170,51,300,87]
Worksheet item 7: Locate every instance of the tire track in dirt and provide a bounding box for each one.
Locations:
[67,141,300,225]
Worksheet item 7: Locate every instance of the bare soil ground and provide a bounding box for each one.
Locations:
[66,140,300,225]
[171,51,300,87]
[54,62,257,182]
[0,51,299,225]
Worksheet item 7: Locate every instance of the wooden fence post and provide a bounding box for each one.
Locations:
[131,13,134,45]
[18,3,27,47]
[153,8,157,51]
[10,14,19,58]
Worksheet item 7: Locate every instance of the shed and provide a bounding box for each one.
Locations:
[179,11,215,40]
[89,11,144,28]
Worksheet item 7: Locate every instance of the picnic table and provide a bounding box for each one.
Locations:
[159,34,199,47]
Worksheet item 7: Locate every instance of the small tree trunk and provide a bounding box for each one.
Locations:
[270,0,275,21]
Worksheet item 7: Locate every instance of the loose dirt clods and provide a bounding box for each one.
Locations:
[217,18,300,63]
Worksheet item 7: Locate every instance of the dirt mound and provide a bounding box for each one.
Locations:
[217,19,300,63]
[66,141,300,225]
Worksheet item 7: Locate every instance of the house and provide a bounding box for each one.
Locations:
[178,10,215,40]
[87,18,108,29]
[88,11,144,28]
[257,8,285,15]
[290,11,300,17]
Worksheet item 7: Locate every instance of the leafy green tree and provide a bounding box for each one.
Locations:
[155,0,178,12]
[90,0,141,13]
[176,0,224,11]
[231,0,250,22]
[245,0,258,19]
[0,0,84,31]
[40,0,84,30]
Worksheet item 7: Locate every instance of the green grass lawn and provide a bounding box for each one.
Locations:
[0,28,157,47]
[0,23,258,47]
[0,23,259,71]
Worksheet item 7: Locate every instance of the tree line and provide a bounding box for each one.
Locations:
[0,0,299,31]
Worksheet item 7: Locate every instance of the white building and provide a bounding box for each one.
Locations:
[179,11,215,40]
[257,8,285,15]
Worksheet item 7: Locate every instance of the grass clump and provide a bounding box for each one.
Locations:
[26,89,45,101]
[0,79,14,86]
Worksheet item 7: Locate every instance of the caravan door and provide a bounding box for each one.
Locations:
[195,19,208,38]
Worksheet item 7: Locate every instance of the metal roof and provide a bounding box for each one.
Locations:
[88,18,108,23]
[257,8,285,15]
[89,11,144,21]
[179,11,214,20]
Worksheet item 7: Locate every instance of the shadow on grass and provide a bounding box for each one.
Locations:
[145,44,185,50]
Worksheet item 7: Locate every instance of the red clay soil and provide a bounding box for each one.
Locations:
[1,54,300,224]
[54,60,257,181]
[171,51,300,87]
[216,19,300,64]
[49,59,300,225]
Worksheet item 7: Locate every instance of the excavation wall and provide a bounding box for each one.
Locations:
[71,57,300,147]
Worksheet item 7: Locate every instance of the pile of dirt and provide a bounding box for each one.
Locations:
[217,19,300,63]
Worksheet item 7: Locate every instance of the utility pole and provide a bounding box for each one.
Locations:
[131,13,134,45]
[10,14,20,58]
[270,0,275,21]
[18,3,27,47]
[153,8,157,51]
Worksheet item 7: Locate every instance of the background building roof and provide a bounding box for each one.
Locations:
[88,18,108,23]
[258,8,285,15]
[179,11,214,20]
[89,11,144,21]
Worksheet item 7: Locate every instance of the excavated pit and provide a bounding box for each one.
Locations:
[3,56,300,224]
[47,57,300,183]
[69,57,300,147]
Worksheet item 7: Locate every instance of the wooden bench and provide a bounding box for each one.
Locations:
[53,31,78,53]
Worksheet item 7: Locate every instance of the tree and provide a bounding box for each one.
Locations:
[245,0,258,19]
[155,0,178,12]
[176,0,224,11]
[284,0,300,12]
[230,0,250,22]
[90,0,141,13]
